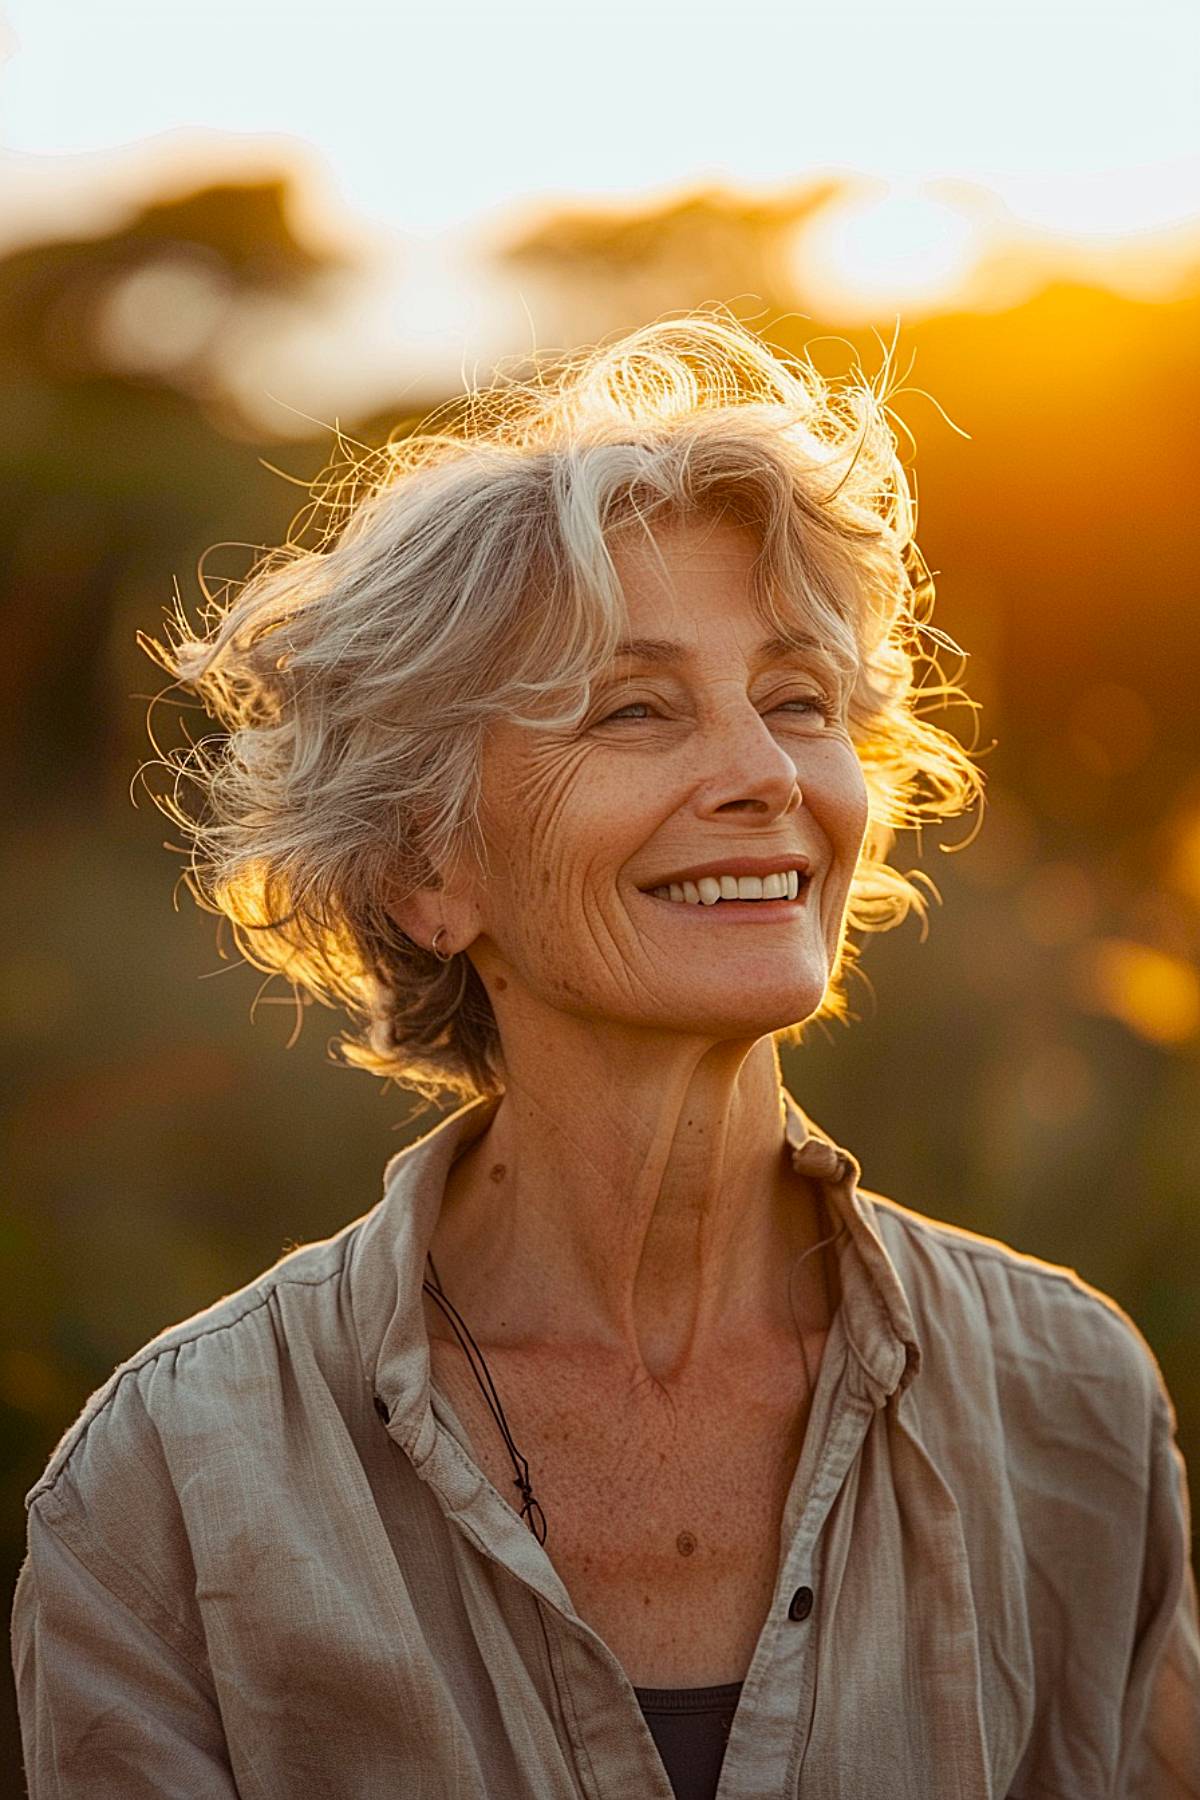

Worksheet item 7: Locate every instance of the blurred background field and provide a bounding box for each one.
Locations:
[3,0,1199,1776]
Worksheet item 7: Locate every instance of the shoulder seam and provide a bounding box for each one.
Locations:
[27,1260,345,1509]
[26,1506,213,1680]
[866,1191,1139,1318]
[863,1193,1167,1406]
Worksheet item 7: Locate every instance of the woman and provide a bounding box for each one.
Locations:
[12,313,1199,1798]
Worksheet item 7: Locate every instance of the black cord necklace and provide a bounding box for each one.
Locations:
[422,1251,548,1545]
[420,1197,843,1556]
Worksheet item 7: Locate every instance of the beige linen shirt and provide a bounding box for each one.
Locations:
[12,1089,1200,1797]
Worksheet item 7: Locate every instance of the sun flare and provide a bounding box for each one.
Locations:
[788,188,986,321]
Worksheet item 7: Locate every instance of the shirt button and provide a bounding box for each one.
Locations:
[373,1395,390,1423]
[788,1586,814,1621]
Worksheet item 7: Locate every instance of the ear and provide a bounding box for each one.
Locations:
[383,878,445,951]
[384,860,482,959]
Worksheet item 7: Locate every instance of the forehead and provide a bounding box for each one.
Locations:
[607,513,812,658]
[611,512,758,589]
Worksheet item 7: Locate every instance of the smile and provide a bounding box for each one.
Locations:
[641,869,813,914]
[648,869,807,905]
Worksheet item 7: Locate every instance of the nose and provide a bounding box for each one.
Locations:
[691,700,804,820]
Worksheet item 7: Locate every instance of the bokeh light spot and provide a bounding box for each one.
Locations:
[96,252,233,376]
[1073,938,1200,1045]
[1167,804,1200,908]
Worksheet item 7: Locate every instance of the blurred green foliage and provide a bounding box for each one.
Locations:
[2,172,1198,1779]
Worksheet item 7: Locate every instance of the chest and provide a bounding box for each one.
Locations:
[426,1329,828,1686]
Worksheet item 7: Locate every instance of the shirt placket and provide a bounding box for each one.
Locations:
[414,1390,680,1797]
[715,1376,878,1800]
[418,1336,879,1800]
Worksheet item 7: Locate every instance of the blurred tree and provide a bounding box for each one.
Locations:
[0,179,341,788]
[499,177,846,346]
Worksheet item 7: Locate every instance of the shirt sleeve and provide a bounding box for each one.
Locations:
[11,1501,240,1799]
[1116,1382,1200,1798]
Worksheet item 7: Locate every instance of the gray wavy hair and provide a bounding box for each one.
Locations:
[137,308,984,1105]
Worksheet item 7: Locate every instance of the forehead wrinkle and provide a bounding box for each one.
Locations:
[611,630,822,667]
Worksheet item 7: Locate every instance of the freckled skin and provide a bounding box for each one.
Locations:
[430,514,870,1046]
[398,519,864,1685]
[393,510,867,1379]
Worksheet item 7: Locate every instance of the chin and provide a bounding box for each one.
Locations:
[660,983,829,1040]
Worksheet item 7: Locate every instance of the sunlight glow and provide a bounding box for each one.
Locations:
[2,0,1196,407]
[789,188,986,321]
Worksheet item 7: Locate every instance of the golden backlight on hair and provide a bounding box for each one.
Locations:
[136,307,985,1103]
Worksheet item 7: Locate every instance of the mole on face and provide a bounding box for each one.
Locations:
[490,1163,507,1184]
[494,975,508,992]
[676,1531,697,1557]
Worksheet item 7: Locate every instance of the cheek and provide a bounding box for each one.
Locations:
[844,763,872,853]
[478,736,615,915]
[808,740,871,860]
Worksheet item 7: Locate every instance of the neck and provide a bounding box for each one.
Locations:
[426,1009,827,1384]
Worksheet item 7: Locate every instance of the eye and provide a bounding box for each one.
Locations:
[776,692,835,720]
[598,692,834,725]
[601,701,655,723]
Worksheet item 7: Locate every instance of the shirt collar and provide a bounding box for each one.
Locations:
[350,1087,922,1463]
[780,1089,922,1405]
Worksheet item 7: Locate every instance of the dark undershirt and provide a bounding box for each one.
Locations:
[633,1680,744,1800]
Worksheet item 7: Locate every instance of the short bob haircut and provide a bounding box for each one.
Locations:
[139,308,984,1105]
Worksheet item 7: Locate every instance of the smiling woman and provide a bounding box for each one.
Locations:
[12,310,1199,1800]
[132,307,981,1104]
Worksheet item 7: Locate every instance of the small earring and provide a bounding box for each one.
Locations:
[430,925,454,963]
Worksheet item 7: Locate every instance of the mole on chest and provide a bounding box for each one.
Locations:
[429,1340,812,1567]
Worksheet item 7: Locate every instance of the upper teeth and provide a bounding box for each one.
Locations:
[650,870,803,905]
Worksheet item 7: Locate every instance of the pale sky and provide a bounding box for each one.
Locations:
[2,0,1196,429]
[3,0,1198,240]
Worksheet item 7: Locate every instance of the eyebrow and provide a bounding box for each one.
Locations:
[610,631,822,665]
